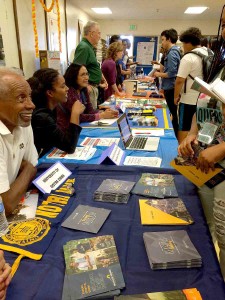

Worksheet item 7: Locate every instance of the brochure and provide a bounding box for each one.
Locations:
[80,137,120,147]
[47,146,96,161]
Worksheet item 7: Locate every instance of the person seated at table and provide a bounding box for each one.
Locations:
[0,67,38,215]
[101,42,126,100]
[0,250,11,300]
[57,64,118,130]
[28,68,85,158]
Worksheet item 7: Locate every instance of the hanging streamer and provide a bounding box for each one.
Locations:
[31,0,62,58]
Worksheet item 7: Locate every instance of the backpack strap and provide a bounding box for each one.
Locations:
[183,51,204,93]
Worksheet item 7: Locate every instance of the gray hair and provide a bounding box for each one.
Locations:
[83,21,99,36]
[0,67,24,100]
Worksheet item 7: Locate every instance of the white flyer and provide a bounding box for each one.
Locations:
[123,156,162,168]
[47,146,96,161]
[80,137,120,147]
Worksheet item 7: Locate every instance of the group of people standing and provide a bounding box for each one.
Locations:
[155,6,225,280]
[1,7,225,297]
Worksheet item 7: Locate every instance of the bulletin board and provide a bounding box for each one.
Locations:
[133,36,158,75]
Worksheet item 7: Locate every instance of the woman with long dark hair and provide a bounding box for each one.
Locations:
[28,68,84,157]
[178,5,225,280]
[57,63,118,131]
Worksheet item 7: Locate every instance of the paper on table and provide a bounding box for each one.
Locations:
[132,129,165,136]
[47,146,96,161]
[89,118,118,126]
[123,156,162,167]
[80,137,120,147]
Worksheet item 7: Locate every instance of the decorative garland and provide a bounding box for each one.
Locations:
[32,0,62,58]
[39,0,55,12]
[32,0,39,57]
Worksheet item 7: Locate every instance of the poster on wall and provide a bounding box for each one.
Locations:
[0,27,6,66]
[48,18,59,51]
[136,41,155,65]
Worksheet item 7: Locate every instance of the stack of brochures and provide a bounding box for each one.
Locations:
[114,287,203,300]
[94,179,136,204]
[143,230,202,270]
[139,198,194,225]
[62,235,125,299]
[132,173,178,198]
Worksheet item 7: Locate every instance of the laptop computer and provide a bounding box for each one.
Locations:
[117,113,160,151]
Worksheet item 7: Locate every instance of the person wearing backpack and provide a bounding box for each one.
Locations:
[174,27,209,144]
[154,29,181,137]
[178,5,225,280]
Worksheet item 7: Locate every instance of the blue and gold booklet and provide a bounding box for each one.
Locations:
[143,230,202,270]
[94,179,136,204]
[61,205,111,234]
[62,235,125,299]
[132,173,178,199]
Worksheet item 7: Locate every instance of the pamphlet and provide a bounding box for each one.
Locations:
[123,156,161,167]
[47,146,96,161]
[89,119,118,126]
[80,137,120,147]
[115,288,203,299]
[132,129,164,136]
[191,77,225,103]
[170,159,223,187]
[98,143,125,165]
[33,161,72,194]
[61,205,111,233]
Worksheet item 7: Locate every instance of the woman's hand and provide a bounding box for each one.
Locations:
[196,143,225,173]
[100,109,118,119]
[71,101,85,115]
[178,134,198,157]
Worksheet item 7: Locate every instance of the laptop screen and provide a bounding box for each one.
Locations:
[117,113,132,144]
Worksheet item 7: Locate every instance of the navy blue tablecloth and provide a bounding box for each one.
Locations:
[5,164,225,300]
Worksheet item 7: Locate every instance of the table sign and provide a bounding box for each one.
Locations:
[98,143,125,165]
[33,162,72,193]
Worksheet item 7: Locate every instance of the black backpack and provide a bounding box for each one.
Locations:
[183,48,214,92]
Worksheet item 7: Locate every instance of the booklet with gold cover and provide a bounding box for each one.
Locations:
[170,158,223,187]
[139,198,193,225]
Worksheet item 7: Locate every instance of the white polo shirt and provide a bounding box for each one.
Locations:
[0,121,38,193]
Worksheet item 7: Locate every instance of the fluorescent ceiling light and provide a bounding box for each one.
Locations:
[184,7,208,14]
[91,7,112,14]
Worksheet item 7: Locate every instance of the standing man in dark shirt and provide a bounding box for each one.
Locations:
[73,21,108,109]
[154,29,181,137]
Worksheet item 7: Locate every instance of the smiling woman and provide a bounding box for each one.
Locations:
[57,63,118,131]
[28,68,85,157]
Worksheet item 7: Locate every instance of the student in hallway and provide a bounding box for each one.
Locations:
[178,5,225,280]
[28,68,84,157]
[57,63,118,130]
[174,27,208,143]
[154,29,181,137]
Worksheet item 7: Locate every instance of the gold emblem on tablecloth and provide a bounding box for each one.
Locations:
[2,218,50,246]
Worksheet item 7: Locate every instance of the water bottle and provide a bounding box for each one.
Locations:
[0,196,9,236]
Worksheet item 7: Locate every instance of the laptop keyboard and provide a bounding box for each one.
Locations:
[129,137,147,149]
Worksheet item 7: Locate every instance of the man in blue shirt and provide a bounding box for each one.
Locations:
[154,29,181,137]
